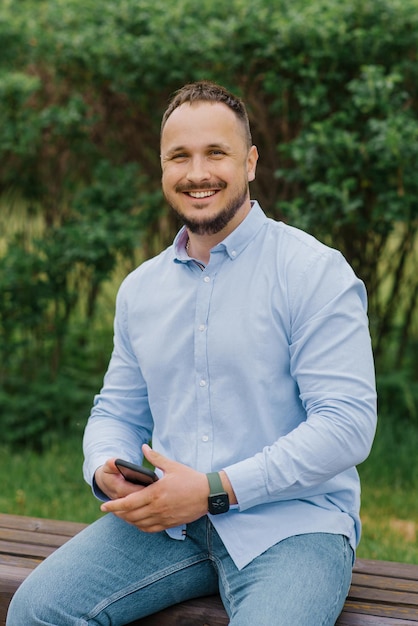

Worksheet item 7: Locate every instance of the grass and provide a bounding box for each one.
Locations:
[355,414,418,563]
[1,415,418,564]
[358,483,418,563]
[0,434,103,524]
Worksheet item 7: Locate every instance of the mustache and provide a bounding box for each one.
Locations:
[175,181,227,193]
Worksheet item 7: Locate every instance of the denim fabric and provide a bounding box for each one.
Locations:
[7,514,353,626]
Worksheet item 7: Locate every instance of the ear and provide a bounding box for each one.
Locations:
[247,145,259,182]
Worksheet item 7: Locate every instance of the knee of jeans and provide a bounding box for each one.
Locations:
[6,582,37,625]
[6,571,57,626]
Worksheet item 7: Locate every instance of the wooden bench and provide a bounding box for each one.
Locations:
[1,513,418,625]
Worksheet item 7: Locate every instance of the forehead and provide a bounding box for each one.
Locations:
[161,101,246,151]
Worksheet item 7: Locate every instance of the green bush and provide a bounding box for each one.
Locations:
[0,0,417,446]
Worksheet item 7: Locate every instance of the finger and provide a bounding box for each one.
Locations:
[100,498,162,531]
[101,489,147,513]
[100,498,125,514]
[109,504,171,533]
[142,444,171,471]
[101,499,140,515]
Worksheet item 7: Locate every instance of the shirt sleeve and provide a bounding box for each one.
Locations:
[223,248,377,511]
[83,277,154,489]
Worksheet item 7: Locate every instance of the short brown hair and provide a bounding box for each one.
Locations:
[161,81,252,148]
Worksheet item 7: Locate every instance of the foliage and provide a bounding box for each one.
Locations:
[0,0,418,445]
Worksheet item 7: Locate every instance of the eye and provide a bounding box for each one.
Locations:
[171,153,188,162]
[209,149,225,158]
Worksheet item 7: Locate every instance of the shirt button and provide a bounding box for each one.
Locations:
[231,250,237,257]
[199,379,207,387]
[204,276,210,283]
[202,435,209,442]
[199,324,206,332]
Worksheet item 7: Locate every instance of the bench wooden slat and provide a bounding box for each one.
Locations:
[352,572,418,593]
[0,563,35,592]
[0,539,57,560]
[342,599,418,620]
[0,513,87,561]
[0,553,40,569]
[354,559,418,580]
[349,583,418,608]
[0,527,78,549]
[0,514,86,537]
[336,612,418,625]
[1,514,418,626]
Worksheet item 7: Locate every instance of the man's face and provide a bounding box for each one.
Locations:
[161,101,258,236]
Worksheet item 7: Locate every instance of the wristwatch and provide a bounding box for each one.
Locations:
[206,472,230,515]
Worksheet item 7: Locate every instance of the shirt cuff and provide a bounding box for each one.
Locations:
[92,473,110,502]
[223,456,268,511]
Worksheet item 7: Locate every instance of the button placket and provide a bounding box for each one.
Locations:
[193,270,215,469]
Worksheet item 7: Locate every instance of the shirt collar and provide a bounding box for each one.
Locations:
[172,201,267,263]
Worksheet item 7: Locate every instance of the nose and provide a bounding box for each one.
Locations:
[186,155,211,183]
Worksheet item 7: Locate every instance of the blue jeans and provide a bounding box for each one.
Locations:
[7,514,353,625]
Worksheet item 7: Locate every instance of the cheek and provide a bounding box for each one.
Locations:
[161,174,174,201]
[161,168,176,191]
[162,164,185,185]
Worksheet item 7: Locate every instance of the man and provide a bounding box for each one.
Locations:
[7,81,377,625]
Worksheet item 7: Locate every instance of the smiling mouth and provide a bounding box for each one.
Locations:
[187,190,217,199]
[176,181,227,198]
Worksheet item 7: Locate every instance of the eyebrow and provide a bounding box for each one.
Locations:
[163,146,187,158]
[207,142,232,152]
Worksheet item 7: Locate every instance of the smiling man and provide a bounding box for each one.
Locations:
[7,81,377,626]
[160,88,258,255]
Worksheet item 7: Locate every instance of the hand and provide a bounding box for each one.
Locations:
[100,444,210,532]
[95,458,147,500]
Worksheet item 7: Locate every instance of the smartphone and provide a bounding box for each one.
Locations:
[115,459,158,486]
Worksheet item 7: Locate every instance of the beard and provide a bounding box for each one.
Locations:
[166,181,249,236]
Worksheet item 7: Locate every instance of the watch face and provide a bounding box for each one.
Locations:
[209,494,229,515]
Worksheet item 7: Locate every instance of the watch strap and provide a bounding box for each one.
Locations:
[206,471,224,495]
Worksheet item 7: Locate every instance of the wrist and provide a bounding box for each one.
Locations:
[206,470,238,514]
[206,471,229,515]
[219,470,238,505]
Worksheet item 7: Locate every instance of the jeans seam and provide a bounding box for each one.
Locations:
[211,553,234,617]
[206,520,234,617]
[81,552,209,621]
[321,536,352,626]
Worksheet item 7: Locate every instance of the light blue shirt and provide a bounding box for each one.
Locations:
[83,202,377,570]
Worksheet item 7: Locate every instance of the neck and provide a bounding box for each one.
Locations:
[186,199,252,264]
[186,233,221,264]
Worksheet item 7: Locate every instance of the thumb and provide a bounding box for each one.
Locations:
[142,443,171,472]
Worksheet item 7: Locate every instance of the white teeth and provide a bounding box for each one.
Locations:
[188,190,216,198]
